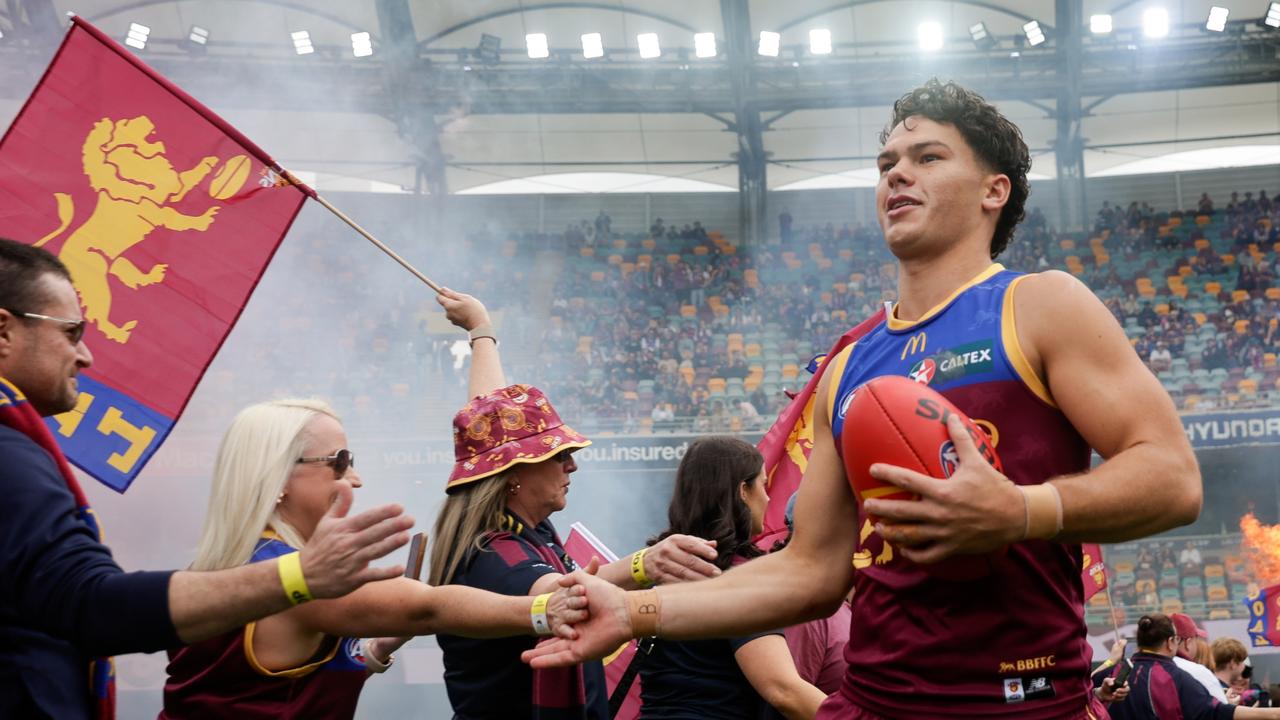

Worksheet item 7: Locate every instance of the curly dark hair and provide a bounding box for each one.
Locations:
[880,79,1031,259]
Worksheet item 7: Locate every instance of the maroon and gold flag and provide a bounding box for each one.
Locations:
[1081,543,1108,602]
[0,17,313,491]
[755,308,886,549]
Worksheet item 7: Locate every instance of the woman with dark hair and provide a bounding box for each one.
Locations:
[638,436,827,720]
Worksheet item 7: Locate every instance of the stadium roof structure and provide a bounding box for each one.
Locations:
[0,0,1277,231]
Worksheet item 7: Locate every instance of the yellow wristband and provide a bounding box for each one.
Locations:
[630,549,653,587]
[277,551,313,605]
[530,593,553,636]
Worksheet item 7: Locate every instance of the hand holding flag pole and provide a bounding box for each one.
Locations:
[280,169,444,294]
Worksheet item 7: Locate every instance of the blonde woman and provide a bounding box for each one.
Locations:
[429,289,722,719]
[160,398,586,719]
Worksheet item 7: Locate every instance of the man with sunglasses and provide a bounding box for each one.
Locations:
[0,238,415,719]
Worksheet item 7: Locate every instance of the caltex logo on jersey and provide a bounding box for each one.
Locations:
[908,358,936,385]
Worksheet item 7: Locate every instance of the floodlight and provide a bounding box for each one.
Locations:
[188,25,209,45]
[1090,14,1113,34]
[1204,6,1230,31]
[526,33,549,58]
[758,31,780,56]
[125,22,149,50]
[1023,20,1045,46]
[637,32,660,59]
[969,22,996,49]
[809,28,832,55]
[1143,8,1170,38]
[581,32,604,58]
[291,30,313,55]
[694,32,717,57]
[476,33,501,64]
[351,31,373,57]
[918,21,943,51]
[1264,2,1280,28]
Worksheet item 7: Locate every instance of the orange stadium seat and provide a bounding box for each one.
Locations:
[781,364,800,380]
[680,304,697,317]
[641,238,656,250]
[612,238,627,249]
[607,254,622,265]
[707,378,727,394]
[580,247,595,257]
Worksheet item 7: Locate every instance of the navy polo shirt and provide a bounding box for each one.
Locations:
[438,514,608,720]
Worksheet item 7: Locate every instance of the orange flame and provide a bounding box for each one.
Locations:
[1240,514,1280,587]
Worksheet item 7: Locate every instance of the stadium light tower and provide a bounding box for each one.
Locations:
[809,28,832,54]
[526,33,549,59]
[125,22,150,50]
[351,31,373,57]
[1023,20,1046,46]
[1090,14,1113,34]
[758,31,780,56]
[969,22,996,49]
[581,32,604,58]
[918,21,943,51]
[1263,2,1280,29]
[1143,8,1170,38]
[290,30,313,55]
[1205,6,1230,31]
[694,32,717,57]
[637,32,661,59]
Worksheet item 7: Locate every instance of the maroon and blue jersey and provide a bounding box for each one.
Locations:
[160,536,370,719]
[822,264,1096,718]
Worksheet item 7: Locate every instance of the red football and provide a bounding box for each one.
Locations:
[840,375,1005,579]
[841,374,1001,515]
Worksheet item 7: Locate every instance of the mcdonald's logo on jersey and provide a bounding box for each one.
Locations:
[900,331,928,360]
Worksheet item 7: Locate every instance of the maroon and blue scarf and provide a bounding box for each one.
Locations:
[0,377,114,720]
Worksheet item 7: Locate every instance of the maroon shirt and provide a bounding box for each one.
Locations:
[159,538,370,719]
[822,268,1098,718]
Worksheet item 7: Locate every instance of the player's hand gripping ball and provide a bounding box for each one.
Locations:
[841,375,1005,579]
[841,375,1001,513]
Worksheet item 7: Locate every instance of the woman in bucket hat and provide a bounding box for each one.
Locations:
[429,289,721,720]
[160,398,588,719]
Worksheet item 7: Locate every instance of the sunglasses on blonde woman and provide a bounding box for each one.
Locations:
[296,449,355,476]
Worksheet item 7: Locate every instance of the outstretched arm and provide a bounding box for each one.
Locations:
[523,368,859,666]
[169,484,413,643]
[438,288,505,397]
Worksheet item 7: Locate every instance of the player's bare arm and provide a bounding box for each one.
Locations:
[522,368,859,668]
[1017,269,1201,541]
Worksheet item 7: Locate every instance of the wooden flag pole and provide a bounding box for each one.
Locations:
[1103,569,1121,645]
[282,170,444,294]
